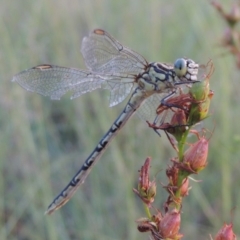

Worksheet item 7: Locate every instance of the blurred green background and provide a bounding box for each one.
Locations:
[1,0,239,239]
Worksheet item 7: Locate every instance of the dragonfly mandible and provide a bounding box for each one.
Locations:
[12,29,199,214]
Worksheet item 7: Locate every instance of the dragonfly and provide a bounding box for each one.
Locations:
[12,29,199,214]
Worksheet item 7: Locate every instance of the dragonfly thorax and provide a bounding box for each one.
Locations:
[137,62,177,94]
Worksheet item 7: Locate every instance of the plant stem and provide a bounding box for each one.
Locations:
[177,128,190,162]
[144,203,152,219]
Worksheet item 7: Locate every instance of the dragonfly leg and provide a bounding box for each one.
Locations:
[154,128,162,137]
[160,90,186,111]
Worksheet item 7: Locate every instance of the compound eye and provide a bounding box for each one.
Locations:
[174,58,187,77]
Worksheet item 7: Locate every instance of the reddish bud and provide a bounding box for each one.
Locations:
[226,4,240,27]
[179,177,189,197]
[133,157,156,205]
[183,137,209,173]
[221,28,237,49]
[215,223,236,240]
[164,109,188,139]
[159,209,182,239]
[211,1,223,13]
[169,109,187,128]
[212,1,240,27]
[166,165,189,197]
[166,163,179,187]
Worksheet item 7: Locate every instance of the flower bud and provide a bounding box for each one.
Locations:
[159,209,182,239]
[215,223,236,240]
[170,109,187,129]
[183,137,209,173]
[179,177,189,197]
[221,28,235,48]
[133,157,156,205]
[188,64,214,124]
[229,4,240,25]
[212,1,240,27]
[165,109,188,141]
[166,165,189,197]
[166,164,179,187]
[190,77,210,102]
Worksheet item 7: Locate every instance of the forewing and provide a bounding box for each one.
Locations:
[12,65,105,100]
[81,29,148,75]
[13,29,145,104]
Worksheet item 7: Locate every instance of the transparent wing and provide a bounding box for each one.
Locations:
[12,64,136,106]
[81,29,148,75]
[103,76,135,107]
[12,30,148,105]
[137,91,180,126]
[12,64,105,100]
[12,29,148,106]
[137,93,166,123]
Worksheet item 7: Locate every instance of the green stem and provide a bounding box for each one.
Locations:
[144,203,152,219]
[175,128,191,203]
[177,128,190,162]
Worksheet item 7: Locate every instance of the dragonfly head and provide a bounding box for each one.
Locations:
[174,58,199,84]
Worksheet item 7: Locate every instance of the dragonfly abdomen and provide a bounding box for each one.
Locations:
[46,88,146,214]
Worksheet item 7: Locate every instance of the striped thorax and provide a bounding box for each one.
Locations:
[137,59,199,95]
